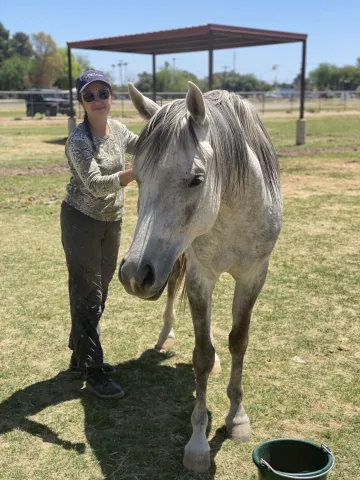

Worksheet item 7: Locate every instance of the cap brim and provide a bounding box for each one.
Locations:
[79,80,111,93]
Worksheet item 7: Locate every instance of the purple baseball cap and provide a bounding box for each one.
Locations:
[76,69,111,95]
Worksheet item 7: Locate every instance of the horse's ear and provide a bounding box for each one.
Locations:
[186,81,206,126]
[128,83,160,120]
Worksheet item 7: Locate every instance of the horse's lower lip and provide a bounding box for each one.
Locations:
[145,278,169,301]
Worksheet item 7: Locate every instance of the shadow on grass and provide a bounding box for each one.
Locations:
[0,349,228,479]
[44,137,68,145]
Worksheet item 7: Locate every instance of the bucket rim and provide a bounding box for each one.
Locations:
[252,438,335,478]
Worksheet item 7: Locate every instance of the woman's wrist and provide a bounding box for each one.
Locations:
[119,169,136,186]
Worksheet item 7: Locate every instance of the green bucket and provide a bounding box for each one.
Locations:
[252,439,335,479]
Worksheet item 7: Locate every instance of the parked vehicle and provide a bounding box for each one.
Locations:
[25,89,75,117]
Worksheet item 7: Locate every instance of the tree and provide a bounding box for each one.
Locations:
[135,71,153,91]
[0,23,10,66]
[76,54,92,72]
[211,71,267,92]
[9,32,33,57]
[337,65,360,90]
[0,55,32,90]
[292,73,311,90]
[308,63,339,90]
[30,32,63,87]
[54,48,82,89]
[135,62,202,93]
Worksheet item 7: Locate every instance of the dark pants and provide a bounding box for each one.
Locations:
[60,201,122,371]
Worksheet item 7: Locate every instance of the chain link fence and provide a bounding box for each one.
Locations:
[1,89,359,118]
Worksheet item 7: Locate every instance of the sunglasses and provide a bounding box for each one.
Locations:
[81,88,111,103]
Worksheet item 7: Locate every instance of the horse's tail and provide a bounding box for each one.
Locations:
[174,253,187,309]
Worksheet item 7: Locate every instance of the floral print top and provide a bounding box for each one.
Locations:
[64,119,138,221]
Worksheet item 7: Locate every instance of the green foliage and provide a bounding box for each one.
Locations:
[212,71,270,91]
[76,54,92,72]
[30,32,63,88]
[0,55,32,90]
[0,23,10,66]
[135,62,205,92]
[8,32,33,57]
[54,48,82,90]
[135,64,270,92]
[309,62,360,90]
[135,71,153,91]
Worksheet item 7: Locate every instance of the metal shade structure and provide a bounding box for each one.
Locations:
[67,24,308,140]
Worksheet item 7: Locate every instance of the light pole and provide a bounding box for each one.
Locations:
[222,66,230,88]
[117,60,127,117]
[123,62,128,84]
[117,61,124,87]
[111,64,116,85]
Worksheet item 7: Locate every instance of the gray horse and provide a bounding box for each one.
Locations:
[119,82,282,472]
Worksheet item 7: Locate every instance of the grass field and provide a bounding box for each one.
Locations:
[0,111,359,480]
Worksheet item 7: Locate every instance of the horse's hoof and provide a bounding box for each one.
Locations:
[155,336,175,350]
[183,450,211,473]
[226,420,252,442]
[211,359,222,375]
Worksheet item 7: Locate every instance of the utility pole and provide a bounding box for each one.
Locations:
[272,64,279,88]
[111,64,116,85]
[117,60,127,117]
[172,57,176,85]
[123,62,128,84]
[118,60,128,87]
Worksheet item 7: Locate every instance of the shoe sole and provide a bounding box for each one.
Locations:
[69,365,116,374]
[85,383,125,399]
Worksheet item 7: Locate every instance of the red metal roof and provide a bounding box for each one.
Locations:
[67,24,307,55]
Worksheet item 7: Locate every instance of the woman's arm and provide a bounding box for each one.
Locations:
[122,125,138,154]
[66,135,122,198]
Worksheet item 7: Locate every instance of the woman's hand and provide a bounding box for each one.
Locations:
[119,169,136,187]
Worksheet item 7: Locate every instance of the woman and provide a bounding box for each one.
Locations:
[61,69,137,399]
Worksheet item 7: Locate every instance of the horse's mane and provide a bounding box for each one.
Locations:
[134,90,280,200]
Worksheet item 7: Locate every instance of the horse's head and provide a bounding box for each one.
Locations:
[119,82,220,300]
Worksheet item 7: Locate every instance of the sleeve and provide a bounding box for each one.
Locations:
[116,122,138,155]
[65,134,122,198]
[125,128,138,155]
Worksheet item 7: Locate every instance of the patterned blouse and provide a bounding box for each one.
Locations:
[64,119,138,222]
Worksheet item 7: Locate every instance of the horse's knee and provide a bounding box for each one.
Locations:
[228,329,248,356]
[193,342,215,374]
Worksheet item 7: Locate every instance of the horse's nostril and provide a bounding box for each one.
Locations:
[142,264,155,289]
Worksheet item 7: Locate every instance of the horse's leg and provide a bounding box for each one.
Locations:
[155,259,181,349]
[183,266,217,473]
[226,262,269,441]
[210,330,221,375]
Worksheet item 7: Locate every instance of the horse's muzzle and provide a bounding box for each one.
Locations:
[118,257,169,300]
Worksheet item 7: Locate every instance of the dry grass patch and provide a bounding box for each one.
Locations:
[0,115,359,479]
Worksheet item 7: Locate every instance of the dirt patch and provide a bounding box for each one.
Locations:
[282,173,360,198]
[0,163,69,177]
[278,145,360,157]
[0,114,143,127]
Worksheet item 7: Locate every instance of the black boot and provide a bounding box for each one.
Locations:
[69,352,115,374]
[86,369,124,399]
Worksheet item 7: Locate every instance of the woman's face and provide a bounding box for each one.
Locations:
[80,81,112,118]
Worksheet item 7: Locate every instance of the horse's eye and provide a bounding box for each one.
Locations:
[189,175,204,187]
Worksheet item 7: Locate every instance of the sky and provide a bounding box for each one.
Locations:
[1,0,360,85]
